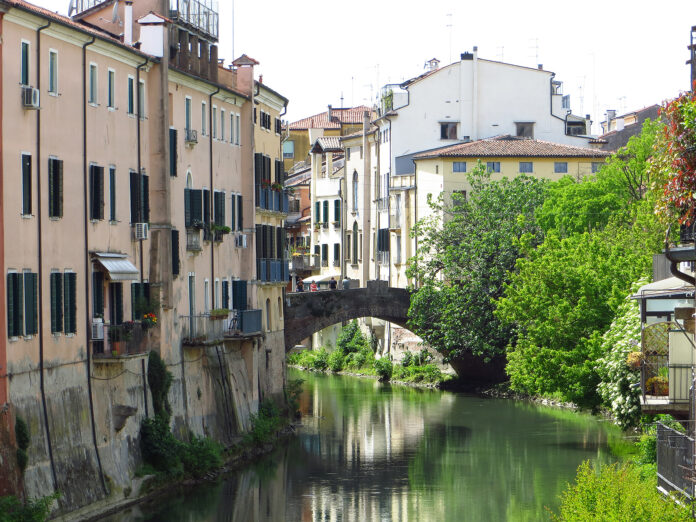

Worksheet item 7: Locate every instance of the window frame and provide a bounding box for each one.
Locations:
[48,49,58,95]
[21,153,32,217]
[107,68,115,109]
[185,96,192,131]
[486,161,501,173]
[88,62,98,105]
[452,161,466,173]
[554,161,568,174]
[519,161,533,173]
[201,101,207,136]
[127,75,135,115]
[20,40,30,86]
[440,122,458,140]
[48,156,63,219]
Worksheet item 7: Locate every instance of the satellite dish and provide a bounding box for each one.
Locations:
[67,0,75,17]
[111,1,120,23]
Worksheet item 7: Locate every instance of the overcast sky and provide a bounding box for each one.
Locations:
[32,0,696,133]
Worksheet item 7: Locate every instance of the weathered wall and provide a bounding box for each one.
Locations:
[0,405,22,498]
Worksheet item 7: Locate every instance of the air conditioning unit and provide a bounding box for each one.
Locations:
[91,320,104,341]
[22,86,40,109]
[185,128,198,145]
[134,222,149,240]
[235,233,247,248]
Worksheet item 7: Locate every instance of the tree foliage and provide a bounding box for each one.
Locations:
[407,164,548,362]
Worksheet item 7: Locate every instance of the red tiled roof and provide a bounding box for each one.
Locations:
[311,136,343,153]
[414,135,611,160]
[289,106,371,130]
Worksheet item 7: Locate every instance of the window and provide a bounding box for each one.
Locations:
[130,170,149,223]
[23,271,38,336]
[396,235,402,264]
[519,161,533,173]
[515,122,534,138]
[453,161,466,173]
[184,97,192,130]
[323,200,329,224]
[109,282,123,325]
[352,223,358,264]
[253,107,257,124]
[63,272,76,334]
[48,158,63,218]
[486,162,500,173]
[235,114,240,145]
[221,279,229,309]
[283,141,294,159]
[236,194,243,229]
[109,166,116,221]
[321,244,328,266]
[107,69,115,108]
[7,272,22,337]
[138,80,145,117]
[48,272,61,334]
[220,109,225,141]
[230,113,235,144]
[212,106,217,139]
[127,76,135,115]
[131,282,150,321]
[554,162,568,174]
[89,165,104,220]
[440,122,457,140]
[93,271,104,318]
[22,154,32,216]
[201,102,207,135]
[275,117,282,135]
[214,279,219,309]
[352,171,358,212]
[346,147,351,161]
[204,280,209,313]
[21,41,30,86]
[88,64,97,104]
[171,229,180,276]
[48,50,58,94]
[592,162,603,173]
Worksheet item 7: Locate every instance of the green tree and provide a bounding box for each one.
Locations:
[407,164,548,362]
[496,217,659,406]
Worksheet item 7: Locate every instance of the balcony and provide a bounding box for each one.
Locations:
[389,210,402,229]
[639,320,693,416]
[185,128,198,145]
[255,185,289,213]
[181,309,262,345]
[377,197,389,212]
[187,229,202,251]
[169,0,219,39]
[93,322,151,360]
[257,258,289,283]
[290,254,315,271]
[377,251,390,265]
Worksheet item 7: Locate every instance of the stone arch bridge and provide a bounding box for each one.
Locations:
[284,280,410,350]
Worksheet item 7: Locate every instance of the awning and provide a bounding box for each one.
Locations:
[93,253,139,281]
[631,275,695,299]
[301,273,341,284]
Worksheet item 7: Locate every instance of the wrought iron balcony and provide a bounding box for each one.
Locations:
[93,322,150,359]
[169,0,219,39]
[181,309,262,345]
[257,258,289,283]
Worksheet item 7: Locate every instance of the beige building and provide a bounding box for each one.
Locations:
[0,0,288,512]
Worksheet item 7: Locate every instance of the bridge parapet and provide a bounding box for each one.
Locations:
[284,280,410,350]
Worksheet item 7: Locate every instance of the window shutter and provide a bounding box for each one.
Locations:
[64,272,76,333]
[171,229,180,276]
[22,154,32,216]
[141,174,149,222]
[323,200,329,223]
[169,128,177,176]
[184,188,192,227]
[254,153,263,185]
[191,189,203,224]
[255,224,263,259]
[222,281,229,309]
[264,156,271,183]
[232,280,247,311]
[130,170,139,223]
[109,167,115,221]
[203,189,210,224]
[230,194,236,231]
[7,273,18,337]
[114,283,123,325]
[50,272,63,333]
[93,271,104,318]
[48,159,55,217]
[98,166,105,219]
[236,194,243,229]
[334,199,340,222]
[315,202,320,221]
[276,227,282,259]
[25,273,38,335]
[57,160,64,218]
[334,243,340,263]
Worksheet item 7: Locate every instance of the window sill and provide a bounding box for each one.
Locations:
[48,91,59,97]
[110,220,119,225]
[89,102,98,108]
[107,106,116,111]
[21,214,33,219]
[49,216,61,221]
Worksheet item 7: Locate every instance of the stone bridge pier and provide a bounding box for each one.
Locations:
[284,280,410,350]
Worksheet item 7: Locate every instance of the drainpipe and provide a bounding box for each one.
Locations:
[35,19,59,494]
[136,57,149,282]
[0,10,6,405]
[209,86,220,310]
[81,34,108,496]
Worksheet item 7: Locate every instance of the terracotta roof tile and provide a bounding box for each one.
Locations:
[414,135,611,160]
[289,106,371,130]
[312,136,343,152]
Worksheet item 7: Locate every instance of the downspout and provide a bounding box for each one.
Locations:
[209,86,220,310]
[413,159,418,288]
[81,34,108,496]
[35,19,59,494]
[136,57,149,282]
[0,10,6,405]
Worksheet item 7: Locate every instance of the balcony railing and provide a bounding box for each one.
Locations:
[257,258,289,283]
[389,210,402,229]
[187,229,202,251]
[93,322,150,358]
[377,250,390,265]
[657,422,694,499]
[169,0,219,39]
[377,197,389,212]
[255,185,290,213]
[290,255,315,271]
[181,309,262,344]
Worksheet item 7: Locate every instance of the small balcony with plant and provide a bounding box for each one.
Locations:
[181,308,263,345]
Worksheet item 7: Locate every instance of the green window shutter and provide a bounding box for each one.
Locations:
[48,159,55,217]
[184,188,192,227]
[130,170,139,223]
[24,273,37,335]
[315,202,320,222]
[232,280,247,311]
[334,199,340,222]
[203,189,210,225]
[191,189,203,225]
[222,281,229,309]
[50,272,64,333]
[113,283,123,325]
[237,194,243,229]
[230,194,236,231]
[22,154,32,216]
[323,200,329,223]
[109,167,116,221]
[169,128,177,177]
[7,273,18,337]
[141,174,150,222]
[64,272,76,334]
[93,271,104,318]
[171,229,180,276]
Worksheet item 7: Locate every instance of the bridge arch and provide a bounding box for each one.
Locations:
[284,280,410,350]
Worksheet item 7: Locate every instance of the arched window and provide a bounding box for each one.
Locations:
[266,298,271,331]
[352,222,358,265]
[352,170,358,212]
[186,171,193,189]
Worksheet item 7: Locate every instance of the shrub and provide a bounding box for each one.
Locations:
[401,352,413,367]
[0,492,59,522]
[147,351,173,421]
[337,320,370,354]
[374,358,393,381]
[139,416,183,475]
[179,435,223,477]
[551,461,692,521]
[327,348,345,372]
[244,399,282,446]
[311,348,329,371]
[14,416,30,473]
[636,433,657,465]
[285,378,304,417]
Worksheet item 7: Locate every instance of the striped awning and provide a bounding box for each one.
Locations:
[93,253,139,281]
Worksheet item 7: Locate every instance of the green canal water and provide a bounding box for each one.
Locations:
[111,368,627,521]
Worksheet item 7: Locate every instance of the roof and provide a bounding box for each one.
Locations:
[631,275,694,299]
[289,106,371,130]
[93,253,139,281]
[311,136,343,153]
[341,125,378,140]
[413,135,611,160]
[233,54,259,66]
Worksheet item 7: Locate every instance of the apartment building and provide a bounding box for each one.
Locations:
[0,0,287,510]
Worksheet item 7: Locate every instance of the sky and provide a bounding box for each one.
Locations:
[31,0,696,134]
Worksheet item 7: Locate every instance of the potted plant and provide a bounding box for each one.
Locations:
[209,308,229,320]
[271,182,283,192]
[142,313,157,330]
[108,324,132,355]
[626,351,643,369]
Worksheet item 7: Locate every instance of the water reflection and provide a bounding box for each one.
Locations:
[114,370,621,521]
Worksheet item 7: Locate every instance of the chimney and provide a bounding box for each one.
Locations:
[124,0,133,46]
[328,104,333,121]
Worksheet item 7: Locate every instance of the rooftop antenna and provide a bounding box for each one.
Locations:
[340,92,344,108]
[529,38,539,67]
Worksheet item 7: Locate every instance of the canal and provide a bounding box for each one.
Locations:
[109,368,625,521]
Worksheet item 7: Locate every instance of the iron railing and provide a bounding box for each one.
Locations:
[181,309,262,343]
[169,0,219,39]
[257,258,289,283]
[186,229,202,251]
[93,322,150,357]
[641,321,694,405]
[255,185,289,213]
[657,422,694,499]
[377,251,390,265]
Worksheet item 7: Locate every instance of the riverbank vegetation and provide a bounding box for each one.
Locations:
[288,320,449,386]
